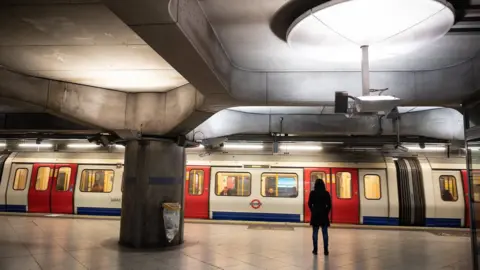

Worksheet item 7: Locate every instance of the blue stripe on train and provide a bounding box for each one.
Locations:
[0,204,27,212]
[77,207,121,216]
[426,218,461,228]
[363,216,399,226]
[212,211,301,222]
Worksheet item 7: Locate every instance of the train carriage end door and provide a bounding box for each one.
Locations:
[331,168,360,224]
[51,164,78,214]
[304,168,331,223]
[185,166,210,219]
[462,170,471,228]
[28,164,55,213]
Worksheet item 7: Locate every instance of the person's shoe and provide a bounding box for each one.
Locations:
[324,249,329,256]
[312,249,318,255]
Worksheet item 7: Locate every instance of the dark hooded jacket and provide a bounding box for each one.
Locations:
[308,179,332,226]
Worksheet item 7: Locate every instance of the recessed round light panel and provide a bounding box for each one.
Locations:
[287,0,454,62]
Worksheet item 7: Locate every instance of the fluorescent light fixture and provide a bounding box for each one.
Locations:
[406,146,446,151]
[223,144,264,150]
[67,144,100,149]
[469,147,480,151]
[0,143,6,147]
[115,145,125,149]
[18,143,53,148]
[280,145,323,151]
[287,0,454,61]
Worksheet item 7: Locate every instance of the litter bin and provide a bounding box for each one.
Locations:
[162,202,181,243]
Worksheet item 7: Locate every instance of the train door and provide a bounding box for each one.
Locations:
[331,168,360,224]
[359,169,388,224]
[50,164,78,214]
[28,164,55,213]
[185,166,210,219]
[304,168,330,223]
[462,170,470,227]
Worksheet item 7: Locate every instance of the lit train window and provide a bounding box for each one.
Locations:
[35,167,51,191]
[188,170,204,196]
[336,172,352,199]
[310,172,326,191]
[80,170,114,193]
[364,175,381,200]
[215,172,251,196]
[261,173,298,198]
[13,168,28,190]
[56,167,71,191]
[439,175,458,202]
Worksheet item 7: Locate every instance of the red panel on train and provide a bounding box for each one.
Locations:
[50,164,77,214]
[28,164,77,214]
[304,168,359,224]
[28,164,55,213]
[331,168,359,224]
[185,166,210,219]
[462,170,470,228]
[304,168,330,223]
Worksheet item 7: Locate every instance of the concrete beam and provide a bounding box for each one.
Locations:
[0,68,208,136]
[189,108,464,141]
[104,0,479,107]
[125,84,210,135]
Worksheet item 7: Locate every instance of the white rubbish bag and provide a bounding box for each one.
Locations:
[162,202,181,242]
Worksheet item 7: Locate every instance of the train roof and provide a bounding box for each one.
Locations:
[10,152,124,165]
[187,153,388,169]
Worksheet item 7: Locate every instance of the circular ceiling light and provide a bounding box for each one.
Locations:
[287,0,454,62]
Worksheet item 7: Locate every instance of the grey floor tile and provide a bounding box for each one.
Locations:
[0,215,472,270]
[0,256,42,270]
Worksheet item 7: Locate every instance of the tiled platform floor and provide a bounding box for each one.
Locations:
[0,215,472,270]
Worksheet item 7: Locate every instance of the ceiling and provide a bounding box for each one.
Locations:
[0,1,187,92]
[0,0,479,140]
[199,0,480,71]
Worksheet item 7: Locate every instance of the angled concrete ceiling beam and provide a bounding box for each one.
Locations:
[0,68,209,136]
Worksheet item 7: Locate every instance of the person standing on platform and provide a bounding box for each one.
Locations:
[308,179,331,256]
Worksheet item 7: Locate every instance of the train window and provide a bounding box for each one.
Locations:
[56,167,71,191]
[439,175,458,202]
[336,172,352,199]
[188,170,204,196]
[364,175,381,200]
[310,172,327,191]
[261,173,298,198]
[13,168,28,190]
[35,167,51,191]
[80,170,114,193]
[215,172,251,196]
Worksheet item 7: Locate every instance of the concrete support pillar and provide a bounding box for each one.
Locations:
[120,140,185,248]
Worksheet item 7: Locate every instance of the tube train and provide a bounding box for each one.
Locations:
[0,151,473,228]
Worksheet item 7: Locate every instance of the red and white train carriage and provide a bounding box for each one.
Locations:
[0,151,471,228]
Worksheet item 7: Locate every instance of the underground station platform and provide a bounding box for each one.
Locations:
[0,214,471,270]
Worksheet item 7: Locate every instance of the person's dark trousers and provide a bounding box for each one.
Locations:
[312,225,329,254]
